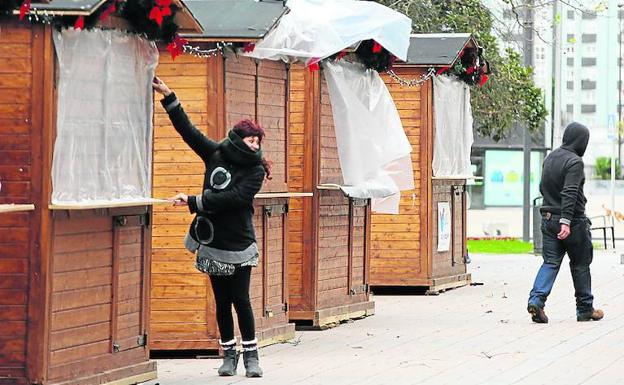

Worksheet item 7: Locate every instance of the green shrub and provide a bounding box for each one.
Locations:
[594,157,621,180]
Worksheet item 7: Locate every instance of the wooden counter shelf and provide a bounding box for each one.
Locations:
[0,204,35,214]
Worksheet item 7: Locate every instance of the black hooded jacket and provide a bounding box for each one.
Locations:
[539,122,589,225]
[161,93,265,254]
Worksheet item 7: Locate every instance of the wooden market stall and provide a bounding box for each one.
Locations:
[370,34,477,293]
[286,65,374,328]
[0,1,201,384]
[150,0,297,351]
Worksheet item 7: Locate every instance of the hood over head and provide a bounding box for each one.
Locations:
[561,122,590,157]
[218,129,264,167]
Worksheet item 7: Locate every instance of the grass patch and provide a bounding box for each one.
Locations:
[467,239,534,254]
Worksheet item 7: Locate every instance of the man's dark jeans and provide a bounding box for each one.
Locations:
[528,216,594,316]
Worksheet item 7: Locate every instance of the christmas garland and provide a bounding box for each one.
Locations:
[1,0,184,58]
[354,39,397,72]
[0,1,21,20]
[319,39,397,73]
[119,0,178,43]
[438,46,491,87]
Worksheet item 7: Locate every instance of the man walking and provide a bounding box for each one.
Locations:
[527,122,604,323]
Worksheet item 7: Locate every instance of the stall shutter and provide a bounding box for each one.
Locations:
[111,214,150,354]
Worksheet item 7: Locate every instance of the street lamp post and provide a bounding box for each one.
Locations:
[615,3,624,167]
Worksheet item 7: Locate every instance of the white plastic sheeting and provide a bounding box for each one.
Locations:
[323,61,414,214]
[432,75,474,178]
[51,29,158,204]
[245,0,412,64]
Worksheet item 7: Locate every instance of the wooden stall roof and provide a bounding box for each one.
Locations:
[182,0,286,41]
[21,0,203,33]
[27,0,108,14]
[399,33,478,67]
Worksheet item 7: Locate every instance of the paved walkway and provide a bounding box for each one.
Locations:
[143,249,624,385]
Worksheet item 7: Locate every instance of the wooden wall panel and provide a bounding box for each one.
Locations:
[286,65,308,310]
[0,23,34,385]
[151,53,216,349]
[318,76,343,185]
[225,56,256,127]
[48,210,150,382]
[258,61,288,192]
[225,57,289,193]
[369,70,431,286]
[0,24,32,205]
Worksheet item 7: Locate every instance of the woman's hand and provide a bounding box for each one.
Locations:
[152,76,172,96]
[170,193,188,207]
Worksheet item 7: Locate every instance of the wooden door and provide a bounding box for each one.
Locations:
[111,213,150,356]
[451,184,467,269]
[252,199,289,335]
[348,199,369,298]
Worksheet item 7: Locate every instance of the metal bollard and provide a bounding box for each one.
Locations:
[532,196,543,255]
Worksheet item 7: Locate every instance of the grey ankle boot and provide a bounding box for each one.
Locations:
[218,345,239,376]
[243,349,263,378]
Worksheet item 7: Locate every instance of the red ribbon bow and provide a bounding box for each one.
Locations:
[167,34,188,61]
[436,66,450,75]
[99,0,120,21]
[19,0,31,21]
[74,16,85,30]
[372,41,383,53]
[150,0,172,26]
[306,57,321,72]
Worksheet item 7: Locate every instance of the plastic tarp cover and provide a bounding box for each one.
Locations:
[245,0,412,64]
[51,29,158,204]
[432,75,474,178]
[323,61,414,214]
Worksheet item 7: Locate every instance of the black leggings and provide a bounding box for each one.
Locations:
[209,266,255,342]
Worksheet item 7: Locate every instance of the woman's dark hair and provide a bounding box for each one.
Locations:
[233,119,272,180]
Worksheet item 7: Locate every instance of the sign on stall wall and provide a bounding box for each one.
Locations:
[437,202,452,252]
[483,150,542,206]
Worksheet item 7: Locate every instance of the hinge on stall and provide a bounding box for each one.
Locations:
[350,284,368,295]
[264,204,288,217]
[140,213,150,227]
[137,333,148,347]
[113,216,127,227]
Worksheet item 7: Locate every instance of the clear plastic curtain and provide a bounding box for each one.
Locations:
[322,61,414,214]
[432,75,474,178]
[51,29,158,204]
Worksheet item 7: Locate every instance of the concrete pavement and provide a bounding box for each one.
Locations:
[142,248,624,385]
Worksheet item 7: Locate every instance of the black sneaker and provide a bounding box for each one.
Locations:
[577,309,604,322]
[527,304,549,323]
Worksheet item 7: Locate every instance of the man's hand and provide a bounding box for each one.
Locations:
[152,76,172,96]
[557,223,571,240]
